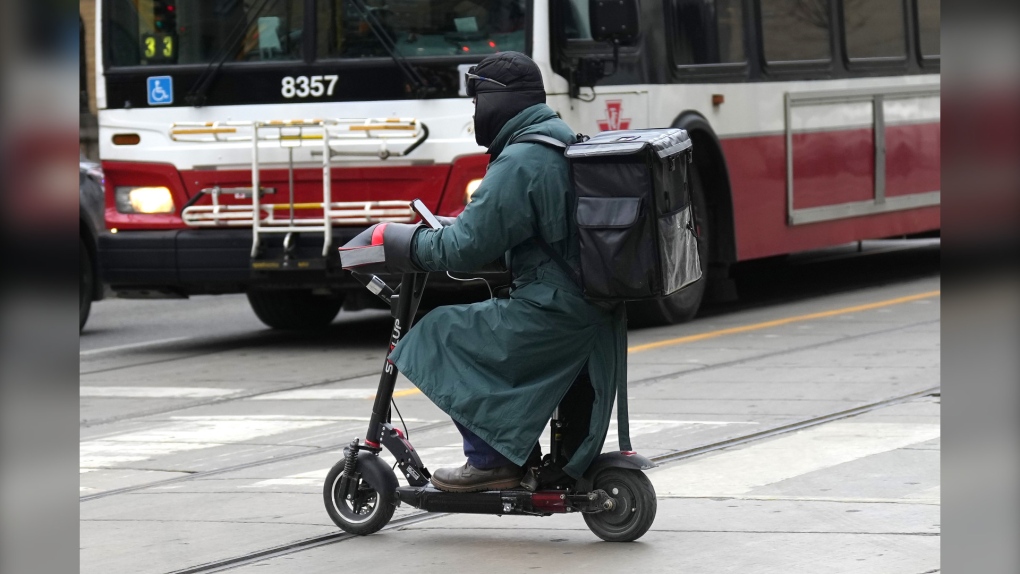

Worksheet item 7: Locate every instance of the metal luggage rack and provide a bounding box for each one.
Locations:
[170,118,429,258]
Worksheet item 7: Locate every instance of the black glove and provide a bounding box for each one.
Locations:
[380,222,423,273]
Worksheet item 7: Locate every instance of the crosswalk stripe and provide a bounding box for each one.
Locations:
[648,422,940,497]
[246,419,752,488]
[79,416,365,473]
[248,388,423,400]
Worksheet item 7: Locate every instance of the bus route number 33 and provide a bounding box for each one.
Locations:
[281,75,340,99]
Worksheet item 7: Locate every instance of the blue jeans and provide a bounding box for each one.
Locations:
[453,420,541,470]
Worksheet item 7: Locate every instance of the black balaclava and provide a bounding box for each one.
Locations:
[471,52,546,149]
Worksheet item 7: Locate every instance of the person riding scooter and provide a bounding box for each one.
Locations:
[362,52,628,492]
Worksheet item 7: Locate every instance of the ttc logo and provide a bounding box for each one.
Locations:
[597,100,631,131]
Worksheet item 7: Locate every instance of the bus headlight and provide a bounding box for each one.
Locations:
[115,186,175,214]
[464,178,483,203]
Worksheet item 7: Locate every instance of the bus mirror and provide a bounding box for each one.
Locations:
[589,0,641,45]
[569,0,640,98]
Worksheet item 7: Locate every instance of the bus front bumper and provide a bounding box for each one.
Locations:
[98,229,509,297]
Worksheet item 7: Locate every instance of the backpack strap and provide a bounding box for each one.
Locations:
[510,133,569,150]
[509,133,583,289]
[514,131,631,453]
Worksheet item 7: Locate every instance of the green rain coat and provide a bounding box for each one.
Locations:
[388,104,629,478]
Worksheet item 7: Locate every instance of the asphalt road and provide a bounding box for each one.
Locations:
[80,238,941,574]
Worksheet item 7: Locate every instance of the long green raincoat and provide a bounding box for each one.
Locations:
[389,104,629,478]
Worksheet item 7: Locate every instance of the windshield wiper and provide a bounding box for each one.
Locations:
[346,0,433,98]
[185,0,275,107]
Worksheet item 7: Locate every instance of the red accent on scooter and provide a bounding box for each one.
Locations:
[530,492,569,512]
[621,451,637,455]
[392,427,404,439]
[364,439,380,448]
[371,223,389,245]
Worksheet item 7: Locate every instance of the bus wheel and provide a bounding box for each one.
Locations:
[80,237,94,331]
[628,167,710,327]
[247,289,344,330]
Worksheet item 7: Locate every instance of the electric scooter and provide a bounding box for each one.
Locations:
[323,200,658,542]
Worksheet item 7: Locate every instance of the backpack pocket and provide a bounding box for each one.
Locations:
[575,196,658,299]
[657,205,703,296]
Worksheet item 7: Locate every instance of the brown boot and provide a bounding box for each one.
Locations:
[430,462,524,493]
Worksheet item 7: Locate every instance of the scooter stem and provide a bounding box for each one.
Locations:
[364,272,427,448]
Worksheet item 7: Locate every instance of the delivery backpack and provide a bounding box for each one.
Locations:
[512,128,702,301]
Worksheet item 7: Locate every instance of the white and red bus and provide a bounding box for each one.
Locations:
[95,0,940,328]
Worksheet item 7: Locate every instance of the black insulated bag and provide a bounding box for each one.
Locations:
[517,128,702,301]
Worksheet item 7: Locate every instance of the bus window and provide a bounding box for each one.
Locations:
[564,0,593,41]
[106,0,304,67]
[759,0,831,63]
[670,0,746,66]
[915,0,939,59]
[843,0,906,61]
[316,0,527,58]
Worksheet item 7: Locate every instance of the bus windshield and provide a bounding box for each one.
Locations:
[106,0,528,67]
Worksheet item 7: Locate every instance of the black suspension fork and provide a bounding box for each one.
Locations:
[339,271,430,498]
[340,271,432,487]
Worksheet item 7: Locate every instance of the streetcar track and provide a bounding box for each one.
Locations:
[157,385,940,574]
[648,385,940,466]
[79,419,453,502]
[80,368,384,428]
[80,314,937,430]
[626,318,940,388]
[80,318,938,502]
[163,511,448,574]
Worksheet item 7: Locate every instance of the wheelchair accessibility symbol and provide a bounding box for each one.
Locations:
[147,76,173,106]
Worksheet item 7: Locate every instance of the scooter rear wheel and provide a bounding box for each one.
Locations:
[323,457,396,535]
[582,468,657,542]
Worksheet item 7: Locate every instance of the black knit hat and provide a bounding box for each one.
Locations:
[470,52,546,148]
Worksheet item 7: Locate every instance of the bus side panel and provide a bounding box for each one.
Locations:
[792,127,876,210]
[885,122,941,197]
[722,124,941,262]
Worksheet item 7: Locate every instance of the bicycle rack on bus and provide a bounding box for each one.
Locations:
[169,118,429,260]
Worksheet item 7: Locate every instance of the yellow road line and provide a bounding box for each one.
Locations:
[375,290,940,397]
[627,290,940,353]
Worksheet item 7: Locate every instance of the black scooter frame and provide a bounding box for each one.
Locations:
[333,200,656,522]
[338,267,653,518]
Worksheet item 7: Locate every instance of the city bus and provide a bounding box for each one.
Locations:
[95,0,940,328]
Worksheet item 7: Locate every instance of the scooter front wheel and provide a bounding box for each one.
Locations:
[323,453,397,535]
[582,468,657,542]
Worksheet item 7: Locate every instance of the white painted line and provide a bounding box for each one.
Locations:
[79,415,361,472]
[246,419,750,489]
[170,415,431,422]
[657,494,940,505]
[80,386,243,399]
[248,468,331,487]
[249,389,379,401]
[79,336,193,356]
[649,422,940,498]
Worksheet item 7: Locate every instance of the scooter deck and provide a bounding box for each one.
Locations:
[395,485,605,516]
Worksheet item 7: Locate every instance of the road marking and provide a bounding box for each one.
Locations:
[250,389,378,400]
[249,388,423,400]
[79,336,193,356]
[81,386,243,399]
[649,422,940,497]
[628,290,941,353]
[247,419,754,488]
[79,415,377,473]
[658,494,940,505]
